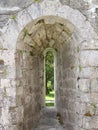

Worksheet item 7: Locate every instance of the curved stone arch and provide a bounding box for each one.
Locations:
[0,0,97,50]
[15,15,80,130]
[16,15,76,49]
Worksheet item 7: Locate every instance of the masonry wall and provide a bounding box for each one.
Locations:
[77,41,98,130]
[0,0,98,130]
[15,50,44,130]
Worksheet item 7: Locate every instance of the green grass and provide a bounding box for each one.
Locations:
[45,91,55,106]
[45,91,55,100]
[46,102,54,106]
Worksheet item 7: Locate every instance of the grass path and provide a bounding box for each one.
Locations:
[45,91,55,106]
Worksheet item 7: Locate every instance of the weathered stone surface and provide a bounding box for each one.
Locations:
[0,0,32,8]
[81,40,98,50]
[35,108,65,130]
[83,116,98,129]
[80,67,98,78]
[0,0,98,130]
[80,51,98,67]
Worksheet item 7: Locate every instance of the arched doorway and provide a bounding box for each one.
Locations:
[16,16,79,130]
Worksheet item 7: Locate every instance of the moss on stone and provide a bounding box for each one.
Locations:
[0,59,4,65]
[10,15,16,20]
[3,87,7,97]
[23,28,29,40]
[33,0,42,3]
[79,65,82,72]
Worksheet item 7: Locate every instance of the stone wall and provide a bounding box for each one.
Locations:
[0,0,98,130]
[0,0,98,33]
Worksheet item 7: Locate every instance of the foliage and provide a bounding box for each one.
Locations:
[45,51,54,95]
[46,102,54,107]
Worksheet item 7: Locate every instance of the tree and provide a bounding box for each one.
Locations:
[45,51,54,95]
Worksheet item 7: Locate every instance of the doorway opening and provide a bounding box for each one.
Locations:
[44,48,56,107]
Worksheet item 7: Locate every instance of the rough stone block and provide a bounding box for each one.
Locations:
[80,51,98,67]
[90,93,98,103]
[77,92,91,103]
[83,116,98,129]
[80,67,98,79]
[81,40,98,50]
[1,79,11,88]
[75,102,86,115]
[68,111,76,124]
[90,78,98,92]
[78,79,90,92]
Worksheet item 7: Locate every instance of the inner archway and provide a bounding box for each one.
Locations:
[16,16,79,130]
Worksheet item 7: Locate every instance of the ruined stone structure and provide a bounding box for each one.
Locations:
[0,0,98,130]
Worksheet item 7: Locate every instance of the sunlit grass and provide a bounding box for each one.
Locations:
[45,91,55,106]
[45,91,54,100]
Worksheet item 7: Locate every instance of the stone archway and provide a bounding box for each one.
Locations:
[15,16,79,130]
[0,0,98,129]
